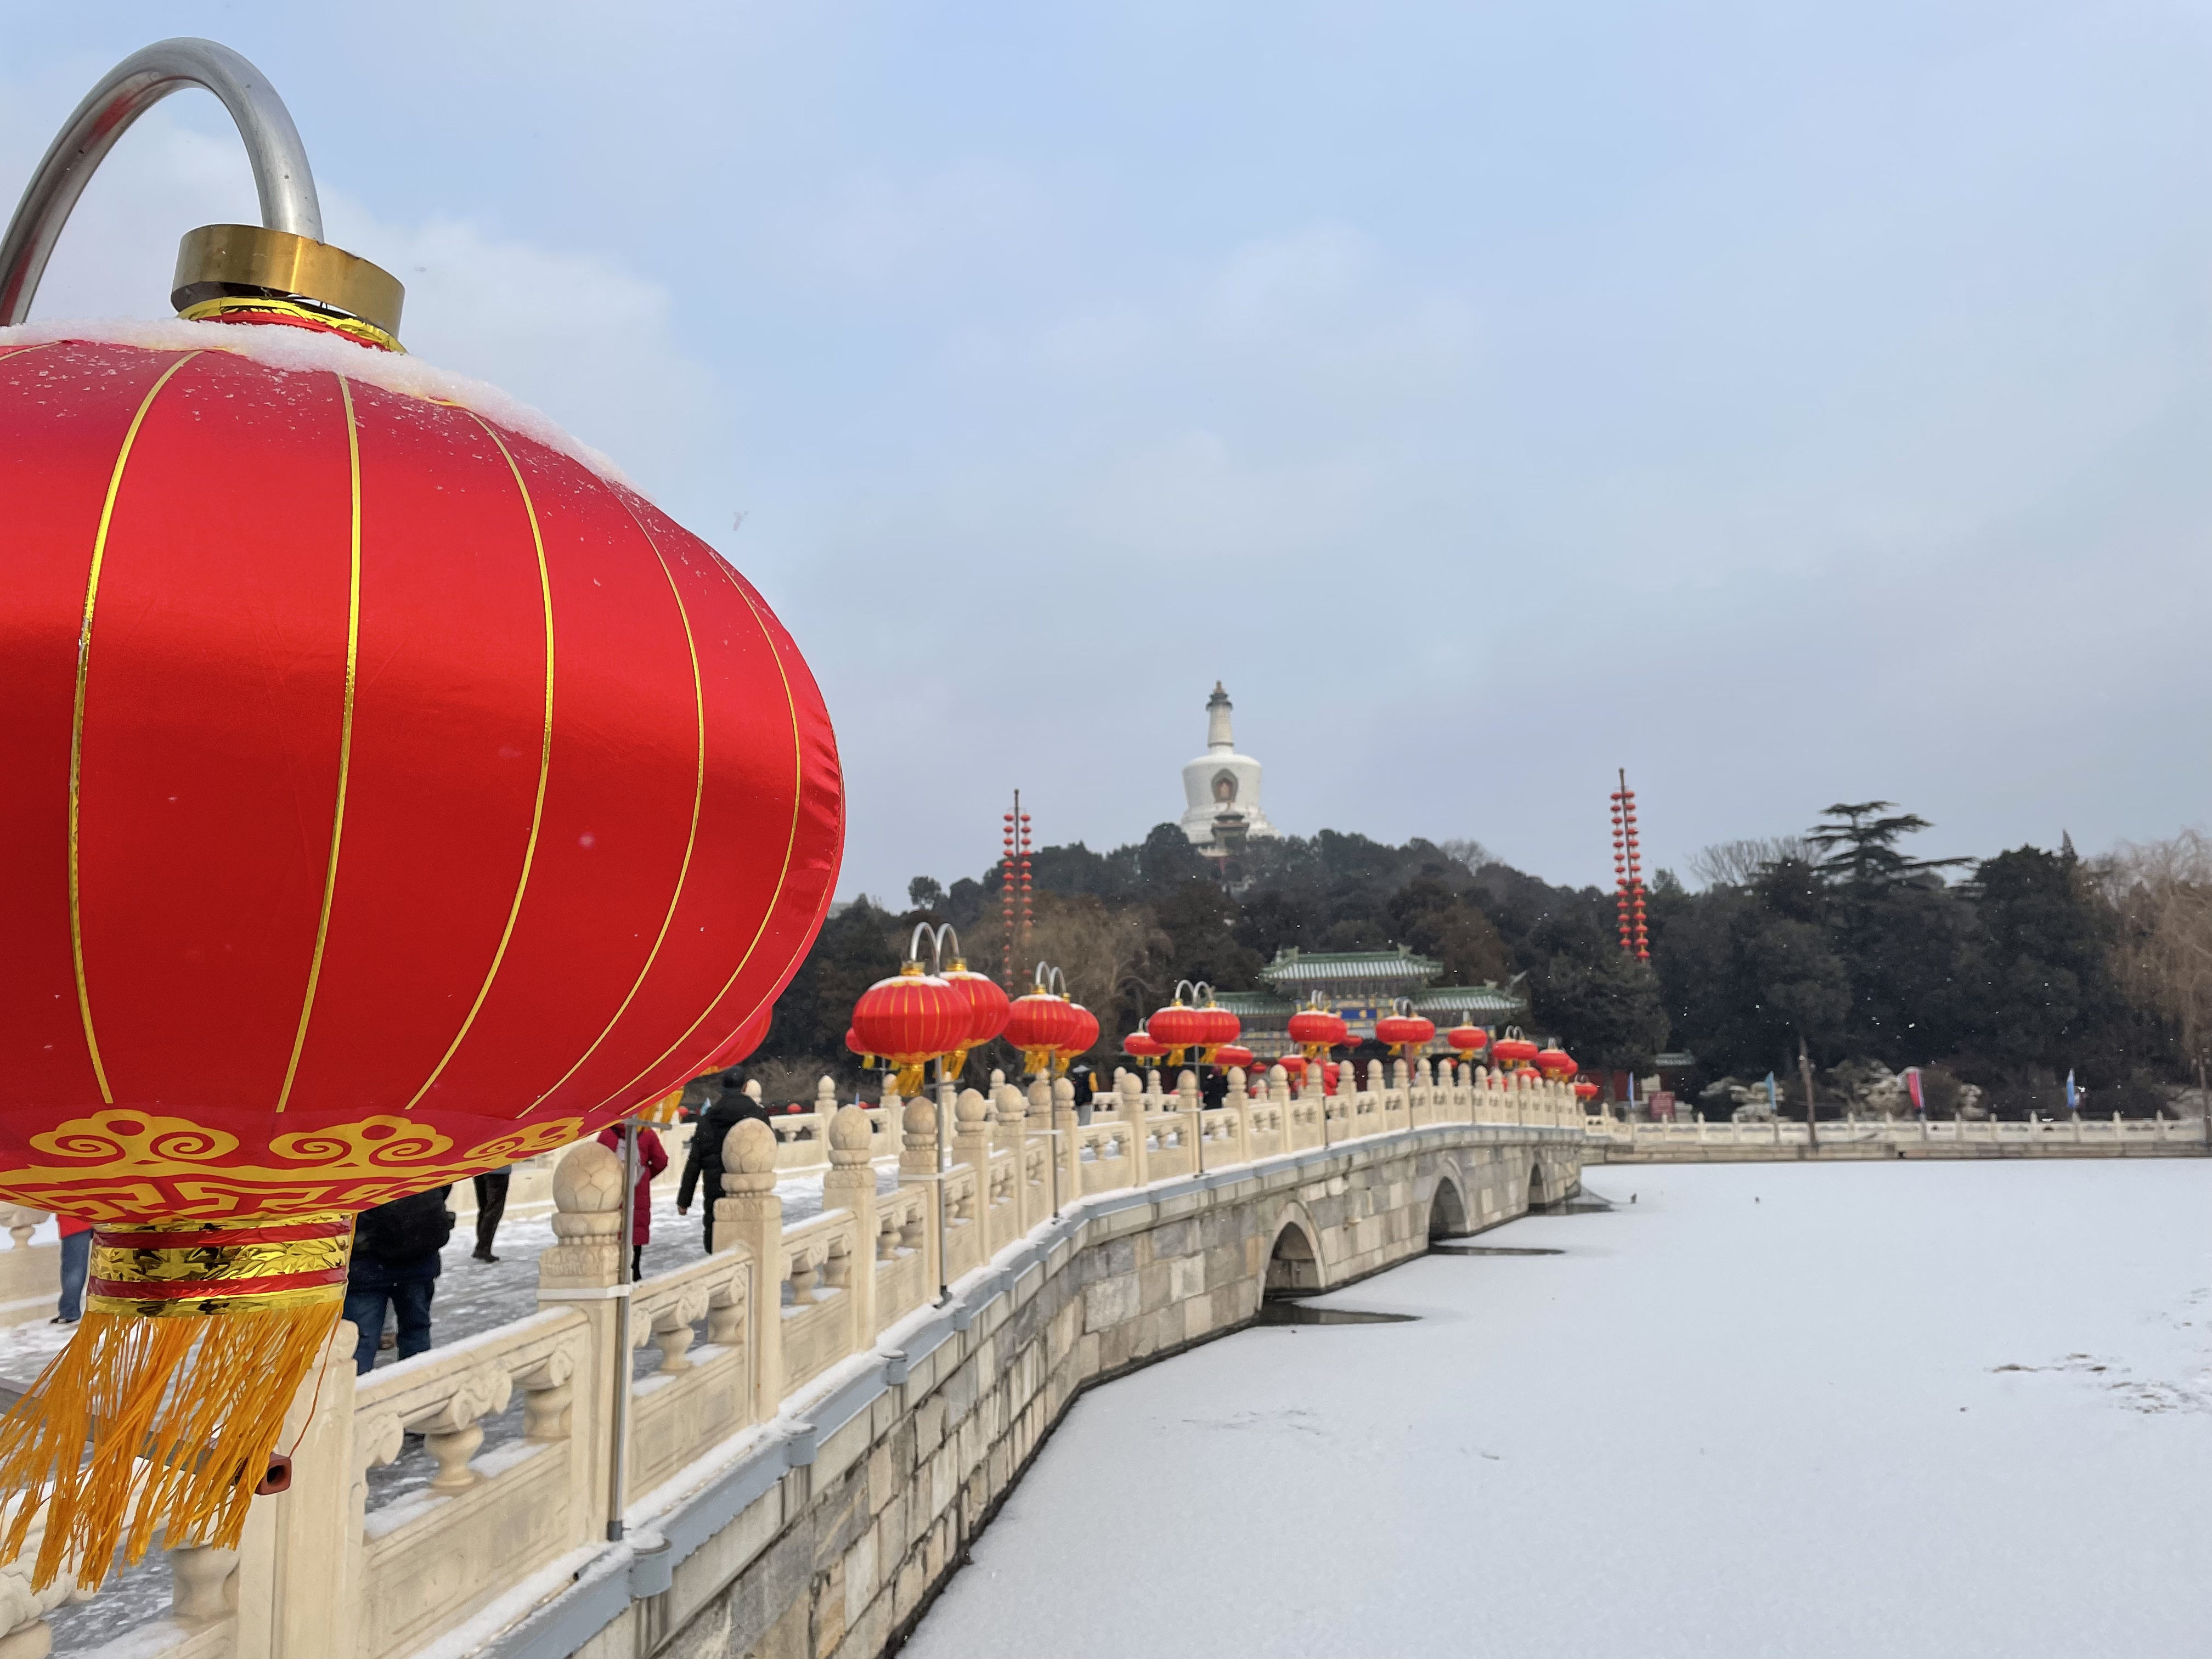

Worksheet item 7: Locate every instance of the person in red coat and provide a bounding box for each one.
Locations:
[595,1124,668,1281]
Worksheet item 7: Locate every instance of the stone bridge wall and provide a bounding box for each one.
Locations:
[561,1121,1578,1659]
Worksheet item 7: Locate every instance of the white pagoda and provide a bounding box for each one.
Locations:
[1179,683,1279,849]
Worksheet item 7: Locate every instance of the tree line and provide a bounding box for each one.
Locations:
[744,805,2209,1118]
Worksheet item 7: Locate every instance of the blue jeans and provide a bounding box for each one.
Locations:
[344,1258,438,1374]
[57,1231,89,1322]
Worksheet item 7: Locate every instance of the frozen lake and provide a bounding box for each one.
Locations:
[903,1159,2212,1659]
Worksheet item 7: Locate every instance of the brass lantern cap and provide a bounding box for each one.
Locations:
[172,223,404,341]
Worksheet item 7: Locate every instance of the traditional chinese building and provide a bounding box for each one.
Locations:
[1215,947,1526,1060]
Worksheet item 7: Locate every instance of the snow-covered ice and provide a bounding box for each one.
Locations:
[902,1160,2212,1659]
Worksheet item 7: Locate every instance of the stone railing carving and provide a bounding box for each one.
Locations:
[1585,1109,2207,1155]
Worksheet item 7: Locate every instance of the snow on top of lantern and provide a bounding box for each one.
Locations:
[0,317,636,491]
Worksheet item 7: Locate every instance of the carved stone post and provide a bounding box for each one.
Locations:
[952,1087,992,1175]
[1229,1067,1253,1163]
[714,1119,783,1419]
[227,1314,358,1659]
[538,1139,625,1548]
[1177,1069,1201,1173]
[821,1105,878,1350]
[1120,1070,1150,1184]
[1052,1076,1080,1209]
[898,1098,943,1292]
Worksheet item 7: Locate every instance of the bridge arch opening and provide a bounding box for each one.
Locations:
[1527,1159,1546,1209]
[1427,1177,1469,1241]
[1263,1220,1323,1297]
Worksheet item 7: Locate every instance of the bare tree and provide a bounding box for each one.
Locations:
[2094,830,2212,1064]
[1686,836,1812,889]
[1437,837,1494,874]
[963,894,1169,1037]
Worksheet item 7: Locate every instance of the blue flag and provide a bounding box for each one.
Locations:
[1765,1071,1778,1112]
[2066,1069,2078,1113]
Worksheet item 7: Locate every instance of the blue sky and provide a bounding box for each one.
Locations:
[8,3,2211,901]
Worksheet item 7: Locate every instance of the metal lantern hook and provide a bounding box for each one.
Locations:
[1172,978,1213,1006]
[1032,962,1068,998]
[1,38,322,325]
[909,923,958,974]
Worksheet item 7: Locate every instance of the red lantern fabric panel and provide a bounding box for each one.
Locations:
[0,340,843,1221]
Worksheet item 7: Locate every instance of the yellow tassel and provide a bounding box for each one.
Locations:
[0,1211,353,1592]
[0,1299,340,1590]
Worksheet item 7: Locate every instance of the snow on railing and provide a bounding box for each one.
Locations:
[1583,1110,2207,1153]
[18,1057,1574,1658]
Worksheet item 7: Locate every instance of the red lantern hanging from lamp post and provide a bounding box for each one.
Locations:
[850,963,969,1094]
[1056,1001,1101,1076]
[1144,990,1209,1069]
[912,924,1008,1081]
[1004,965,1080,1077]
[1122,1031,1166,1065]
[1373,998,1437,1067]
[1446,1023,1489,1070]
[1536,1042,1577,1082]
[1491,1028,1540,1068]
[1286,1002,1349,1061]
[0,40,845,1587]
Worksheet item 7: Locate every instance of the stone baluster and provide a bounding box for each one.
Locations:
[898,1098,943,1289]
[5,1209,38,1251]
[538,1137,626,1549]
[713,1119,783,1415]
[1229,1068,1253,1163]
[519,1350,576,1442]
[822,1105,879,1346]
[1176,1069,1201,1169]
[953,1087,992,1178]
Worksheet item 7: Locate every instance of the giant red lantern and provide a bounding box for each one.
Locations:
[1211,1043,1256,1071]
[1536,1044,1577,1081]
[1123,1031,1166,1063]
[702,1002,775,1073]
[0,42,843,1582]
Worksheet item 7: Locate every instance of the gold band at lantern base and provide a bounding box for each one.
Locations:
[85,1212,352,1318]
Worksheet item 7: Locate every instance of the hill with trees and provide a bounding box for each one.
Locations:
[746,805,2206,1119]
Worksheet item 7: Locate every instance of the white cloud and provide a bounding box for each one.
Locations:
[1073,430,1376,563]
[3,97,716,501]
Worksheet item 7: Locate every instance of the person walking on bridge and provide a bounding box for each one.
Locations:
[679,1071,770,1251]
[596,1122,668,1280]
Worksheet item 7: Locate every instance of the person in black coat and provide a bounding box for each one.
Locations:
[678,1071,770,1252]
[346,1186,454,1374]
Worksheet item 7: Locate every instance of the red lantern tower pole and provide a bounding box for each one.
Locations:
[998,792,1034,992]
[1611,770,1649,963]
